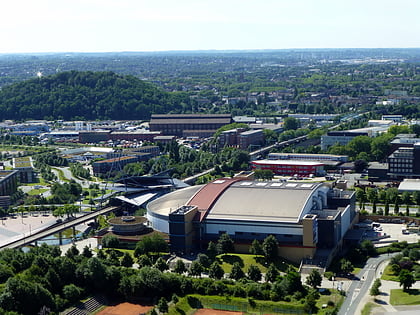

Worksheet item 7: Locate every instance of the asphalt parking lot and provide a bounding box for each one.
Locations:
[361,222,420,246]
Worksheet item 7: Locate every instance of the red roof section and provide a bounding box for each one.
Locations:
[187,177,244,221]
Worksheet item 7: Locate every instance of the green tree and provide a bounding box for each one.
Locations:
[157,297,168,313]
[208,262,224,280]
[229,262,245,281]
[283,117,300,130]
[262,235,278,262]
[154,257,169,272]
[101,234,120,248]
[399,269,415,291]
[265,263,279,283]
[120,252,134,268]
[134,234,168,257]
[0,277,54,315]
[306,269,322,289]
[340,259,354,274]
[413,191,420,206]
[347,136,371,159]
[63,283,84,303]
[206,241,218,260]
[82,246,93,258]
[370,278,381,297]
[173,259,187,274]
[247,265,262,282]
[303,288,319,314]
[189,261,203,277]
[217,233,234,254]
[384,201,390,216]
[249,239,263,256]
[394,198,400,215]
[401,191,412,205]
[137,255,152,268]
[360,240,377,257]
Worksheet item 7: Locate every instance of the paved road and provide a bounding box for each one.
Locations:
[339,253,399,315]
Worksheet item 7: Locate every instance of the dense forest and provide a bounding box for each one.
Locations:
[0,71,191,121]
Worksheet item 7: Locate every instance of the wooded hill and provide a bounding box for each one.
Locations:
[0,71,191,121]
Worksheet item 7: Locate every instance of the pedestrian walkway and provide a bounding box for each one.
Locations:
[60,237,98,256]
[355,258,420,315]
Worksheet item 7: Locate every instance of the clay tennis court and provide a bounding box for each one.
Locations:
[96,302,152,315]
[193,309,244,315]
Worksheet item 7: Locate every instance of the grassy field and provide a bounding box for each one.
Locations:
[217,253,292,274]
[390,289,420,305]
[316,289,343,315]
[26,188,48,196]
[218,254,268,273]
[185,294,304,314]
[381,264,399,282]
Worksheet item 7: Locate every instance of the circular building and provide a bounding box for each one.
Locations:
[108,216,148,235]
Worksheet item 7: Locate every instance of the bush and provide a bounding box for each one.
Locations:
[324,271,334,281]
[101,234,120,248]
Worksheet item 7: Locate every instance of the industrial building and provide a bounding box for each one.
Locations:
[321,130,369,150]
[79,130,161,143]
[267,153,348,163]
[218,128,264,150]
[251,160,325,177]
[147,178,356,265]
[92,156,139,176]
[149,114,233,138]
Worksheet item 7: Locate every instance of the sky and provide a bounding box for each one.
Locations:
[1,0,419,53]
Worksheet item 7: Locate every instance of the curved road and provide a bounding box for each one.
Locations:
[338,253,399,315]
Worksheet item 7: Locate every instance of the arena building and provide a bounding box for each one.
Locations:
[147,178,356,265]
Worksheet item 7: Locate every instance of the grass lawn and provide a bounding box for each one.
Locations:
[361,302,376,315]
[218,253,292,274]
[353,267,362,275]
[316,289,343,314]
[168,296,194,315]
[218,254,268,273]
[390,289,420,306]
[185,294,304,314]
[26,188,48,196]
[381,264,399,282]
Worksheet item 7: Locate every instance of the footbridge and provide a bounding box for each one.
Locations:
[0,206,119,250]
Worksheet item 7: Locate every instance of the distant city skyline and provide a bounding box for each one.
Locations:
[1,0,419,54]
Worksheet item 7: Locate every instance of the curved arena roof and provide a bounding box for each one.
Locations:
[147,178,326,224]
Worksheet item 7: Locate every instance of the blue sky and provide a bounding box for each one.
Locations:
[1,0,419,53]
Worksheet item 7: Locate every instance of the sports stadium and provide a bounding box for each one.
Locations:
[147,178,356,264]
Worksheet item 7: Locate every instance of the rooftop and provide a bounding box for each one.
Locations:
[207,181,324,223]
[252,160,324,166]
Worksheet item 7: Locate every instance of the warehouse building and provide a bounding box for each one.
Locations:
[149,114,233,137]
[147,178,356,264]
